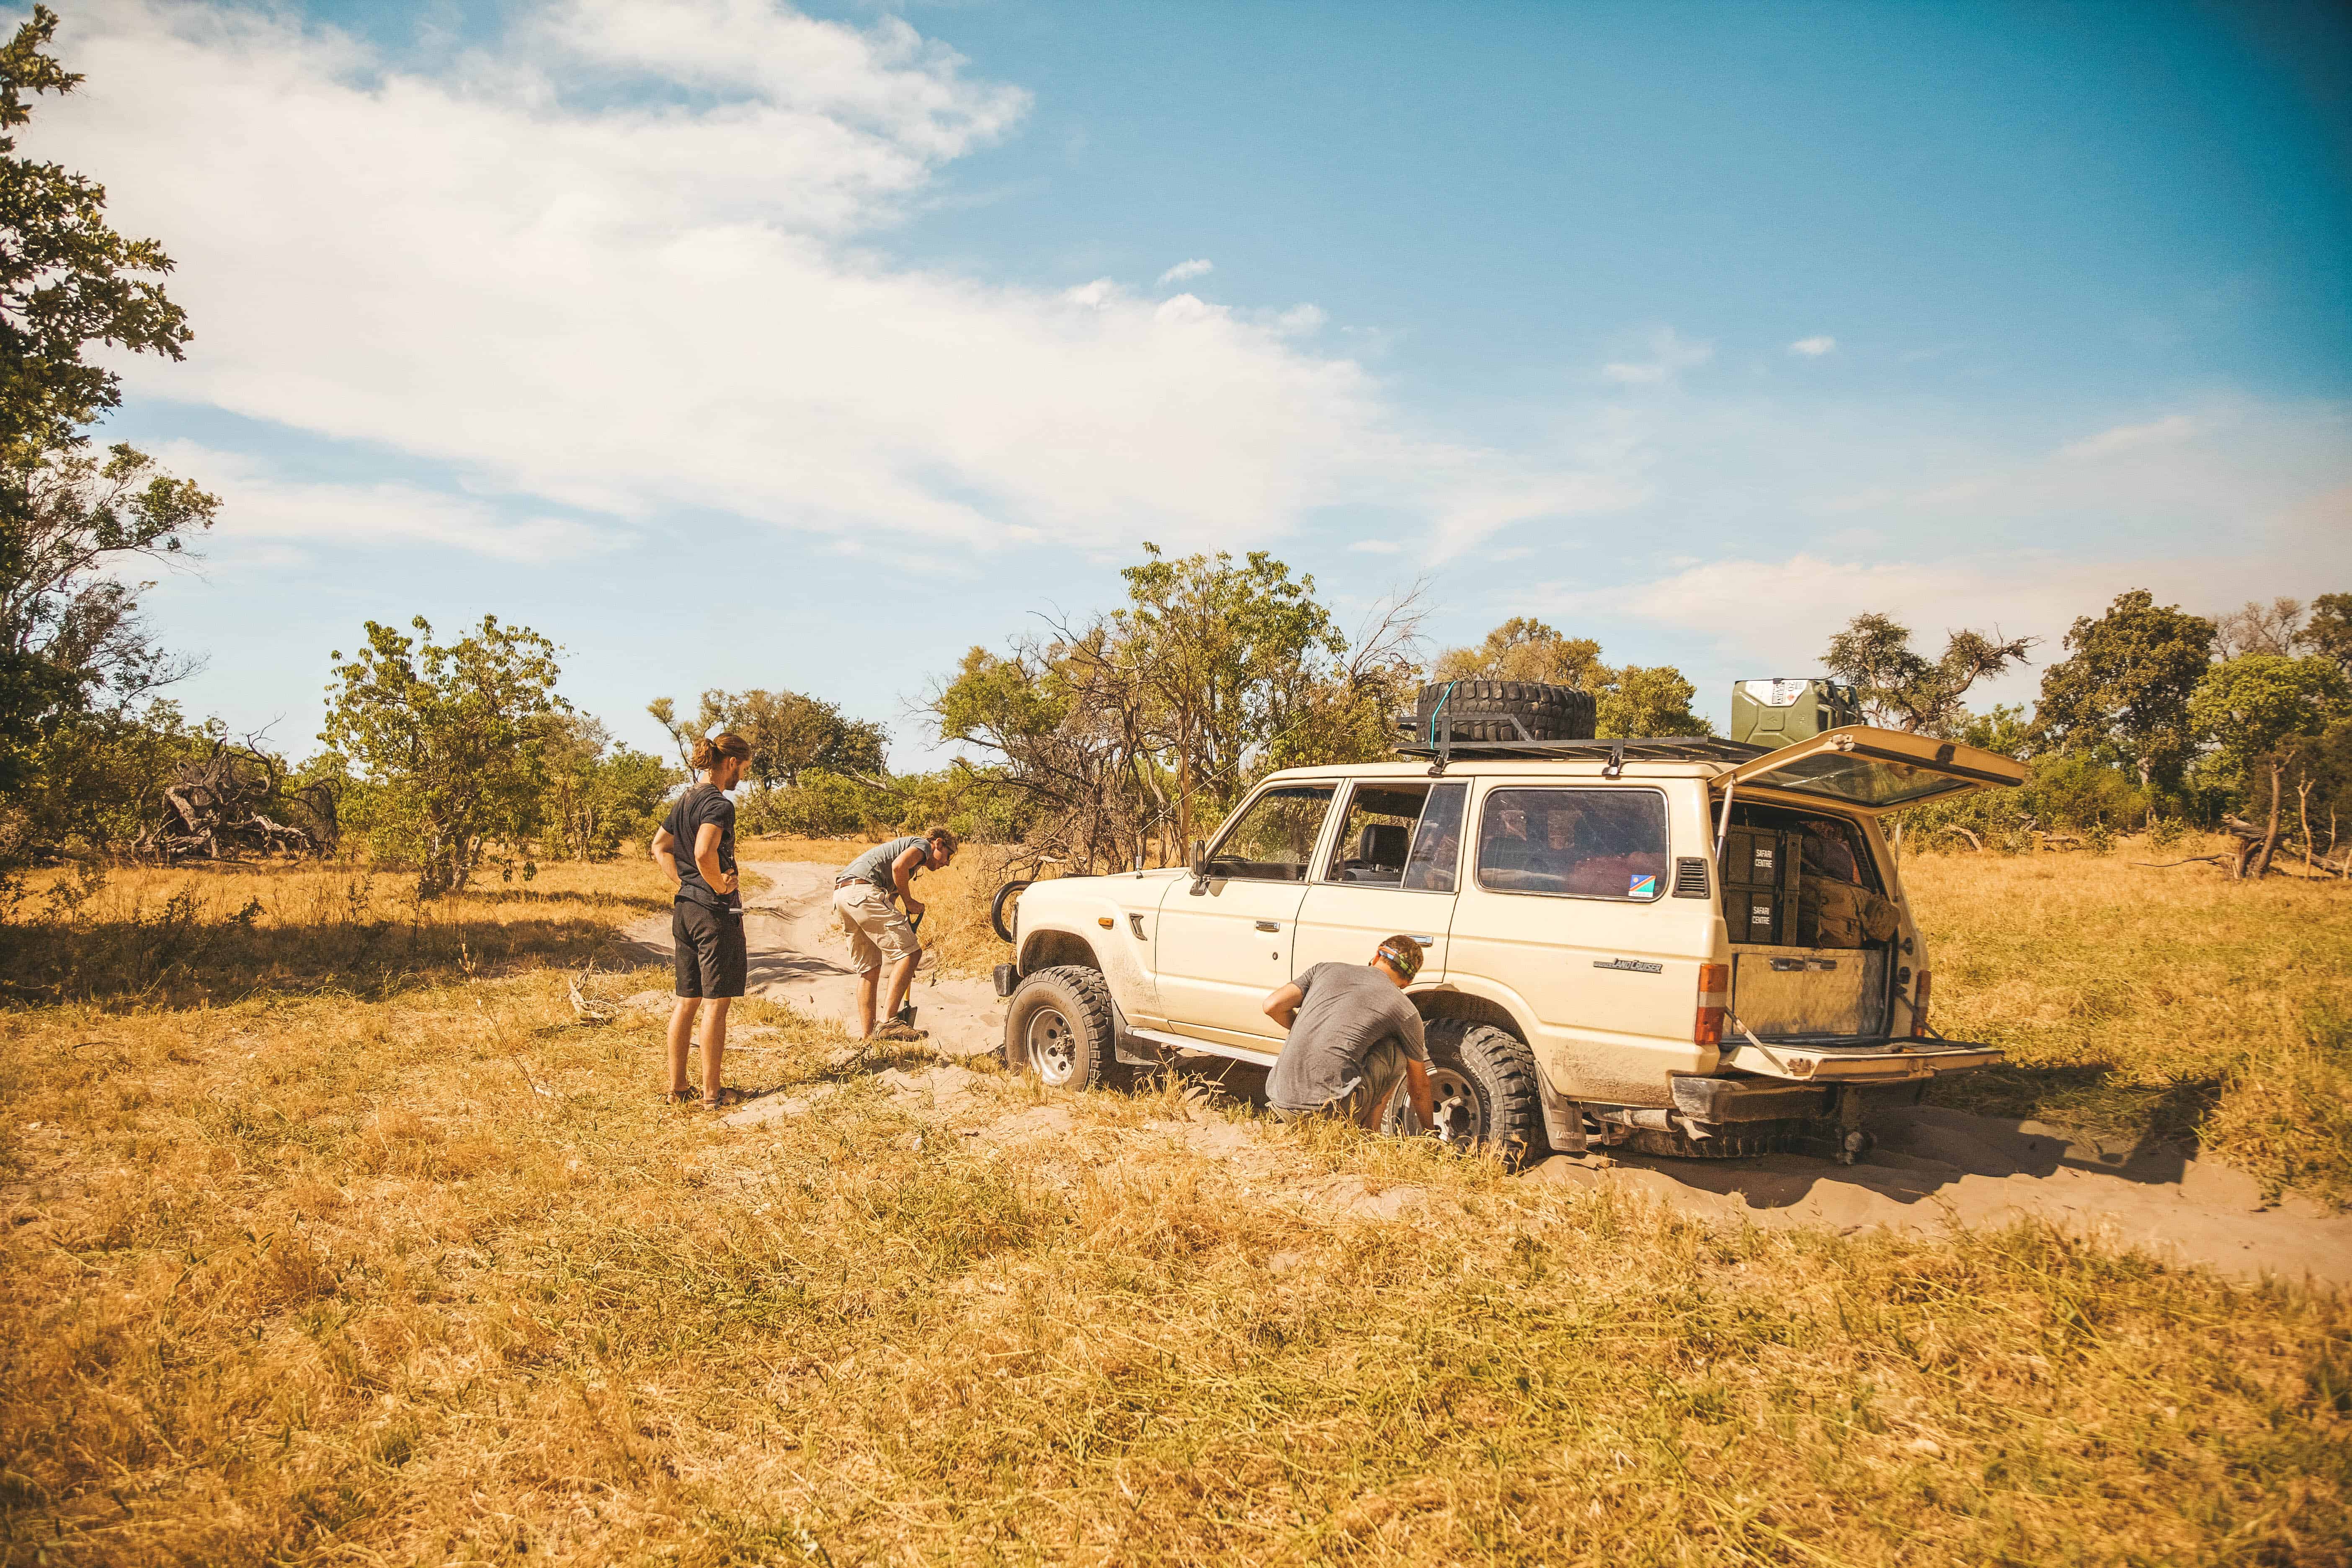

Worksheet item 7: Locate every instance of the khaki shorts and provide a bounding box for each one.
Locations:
[833,882,919,974]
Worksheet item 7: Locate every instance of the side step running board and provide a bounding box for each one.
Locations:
[1122,1026,1280,1070]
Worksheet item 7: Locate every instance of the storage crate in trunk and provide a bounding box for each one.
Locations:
[1732,948,1890,1039]
[1725,888,1787,946]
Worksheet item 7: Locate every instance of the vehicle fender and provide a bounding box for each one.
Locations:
[1423,973,1679,1109]
[1015,908,1155,1026]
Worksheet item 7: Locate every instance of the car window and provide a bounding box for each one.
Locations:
[1475,787,1668,900]
[1205,784,1336,882]
[1323,781,1436,885]
[1403,781,1467,892]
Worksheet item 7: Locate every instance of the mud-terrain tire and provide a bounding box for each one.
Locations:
[1616,1122,1794,1159]
[1414,680,1597,744]
[1002,965,1119,1091]
[1386,1019,1546,1168]
[988,879,1033,943]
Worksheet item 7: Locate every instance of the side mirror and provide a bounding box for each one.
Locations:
[1189,838,1207,879]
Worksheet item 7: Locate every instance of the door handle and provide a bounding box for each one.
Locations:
[1254,920,1281,932]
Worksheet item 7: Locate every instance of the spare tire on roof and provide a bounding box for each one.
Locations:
[1413,680,1597,744]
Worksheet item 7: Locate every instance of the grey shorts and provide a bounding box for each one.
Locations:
[1269,1037,1413,1128]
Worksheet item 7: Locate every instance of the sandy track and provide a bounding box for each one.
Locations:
[622,861,2352,1283]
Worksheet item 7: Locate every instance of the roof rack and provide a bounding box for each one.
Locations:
[1396,734,1769,776]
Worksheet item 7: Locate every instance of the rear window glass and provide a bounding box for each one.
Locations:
[1323,780,1468,891]
[1475,788,1668,900]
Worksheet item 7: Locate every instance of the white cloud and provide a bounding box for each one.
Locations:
[44,0,1610,558]
[2059,413,2199,460]
[1157,257,1213,285]
[1348,539,1401,554]
[1788,335,1836,357]
[152,442,628,562]
[1274,304,1327,335]
[1602,328,1713,385]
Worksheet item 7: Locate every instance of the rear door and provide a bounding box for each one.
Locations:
[1154,783,1336,1049]
[1292,779,1467,979]
[1712,725,2026,813]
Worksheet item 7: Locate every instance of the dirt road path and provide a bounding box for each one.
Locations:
[623,861,2352,1283]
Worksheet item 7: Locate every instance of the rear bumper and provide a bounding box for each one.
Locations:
[1711,1037,2002,1083]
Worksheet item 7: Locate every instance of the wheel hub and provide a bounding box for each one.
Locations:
[1428,1067,1483,1145]
[1026,1006,1077,1085]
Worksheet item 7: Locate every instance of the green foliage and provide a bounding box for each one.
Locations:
[1957,702,2031,758]
[0,8,192,458]
[2030,589,2214,789]
[534,714,675,860]
[2296,592,2352,681]
[686,687,885,788]
[0,13,214,814]
[1822,611,2034,735]
[2190,655,2348,791]
[1430,618,1709,738]
[321,616,567,894]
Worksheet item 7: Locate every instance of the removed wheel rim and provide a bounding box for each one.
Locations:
[1429,1068,1483,1145]
[1026,1006,1077,1085]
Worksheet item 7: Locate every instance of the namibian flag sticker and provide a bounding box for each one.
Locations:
[1628,873,1657,897]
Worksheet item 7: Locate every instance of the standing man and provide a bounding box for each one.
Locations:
[1261,936,1437,1132]
[833,826,957,1041]
[652,731,752,1109]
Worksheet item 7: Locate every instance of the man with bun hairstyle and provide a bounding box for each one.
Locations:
[1260,936,1437,1131]
[652,730,752,1108]
[833,825,957,1041]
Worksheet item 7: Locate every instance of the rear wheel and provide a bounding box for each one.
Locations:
[1387,1019,1546,1168]
[1002,966,1118,1091]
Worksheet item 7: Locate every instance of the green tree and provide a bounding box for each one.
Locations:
[1958,703,2032,758]
[534,714,674,861]
[2029,589,2215,795]
[1823,611,2034,735]
[321,616,567,894]
[692,687,886,788]
[1431,618,1707,737]
[2296,592,2352,681]
[2189,654,2350,877]
[0,13,213,803]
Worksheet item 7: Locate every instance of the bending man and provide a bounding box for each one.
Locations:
[833,826,957,1040]
[1261,936,1436,1131]
[651,731,751,1109]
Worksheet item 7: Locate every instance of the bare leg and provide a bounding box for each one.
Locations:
[880,949,921,1024]
[856,968,880,1038]
[699,997,732,1103]
[667,998,701,1094]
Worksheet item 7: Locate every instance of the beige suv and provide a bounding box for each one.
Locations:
[992,727,2024,1165]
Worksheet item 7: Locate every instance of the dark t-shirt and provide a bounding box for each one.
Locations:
[1266,962,1429,1113]
[663,784,740,911]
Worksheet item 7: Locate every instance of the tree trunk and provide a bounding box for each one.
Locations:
[2297,773,2317,880]
[2254,761,2282,879]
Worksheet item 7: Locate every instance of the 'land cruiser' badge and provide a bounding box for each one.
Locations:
[1594,958,1663,974]
[1627,873,1657,897]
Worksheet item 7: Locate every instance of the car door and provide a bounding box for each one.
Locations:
[1292,779,1467,979]
[1154,782,1337,1049]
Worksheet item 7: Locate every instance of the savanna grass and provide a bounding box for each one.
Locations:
[2,857,2348,1565]
[1905,839,2352,1204]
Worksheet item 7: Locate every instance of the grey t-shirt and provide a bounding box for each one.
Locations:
[843,834,930,897]
[1267,962,1429,1114]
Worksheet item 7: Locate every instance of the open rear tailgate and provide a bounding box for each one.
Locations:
[1711,725,2026,814]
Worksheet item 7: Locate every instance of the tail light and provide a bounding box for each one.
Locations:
[1695,962,1729,1047]
[1911,969,1932,1038]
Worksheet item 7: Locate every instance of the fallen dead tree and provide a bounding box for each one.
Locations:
[135,740,338,863]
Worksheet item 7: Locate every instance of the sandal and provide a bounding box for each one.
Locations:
[664,1088,698,1106]
[872,1020,928,1043]
[699,1086,756,1111]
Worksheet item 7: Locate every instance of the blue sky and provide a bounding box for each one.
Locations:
[38,0,2352,765]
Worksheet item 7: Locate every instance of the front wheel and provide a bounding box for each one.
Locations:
[1385,1019,1546,1168]
[1002,966,1119,1091]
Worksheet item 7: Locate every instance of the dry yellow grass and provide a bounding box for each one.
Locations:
[2,849,2347,1564]
[1905,840,2352,1204]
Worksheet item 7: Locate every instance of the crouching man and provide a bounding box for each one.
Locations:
[832,826,957,1040]
[1261,935,1437,1131]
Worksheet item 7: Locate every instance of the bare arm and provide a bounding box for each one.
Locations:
[892,844,929,917]
[1404,1058,1435,1129]
[694,823,737,896]
[652,825,681,887]
[1262,981,1305,1030]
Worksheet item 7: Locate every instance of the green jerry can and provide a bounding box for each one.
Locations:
[1729,678,1863,748]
